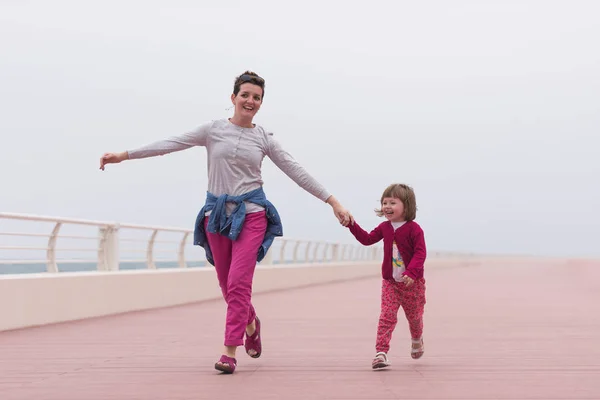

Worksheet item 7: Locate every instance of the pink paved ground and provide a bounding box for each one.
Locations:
[1,258,599,399]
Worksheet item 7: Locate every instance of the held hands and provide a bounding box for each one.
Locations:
[326,196,354,227]
[99,151,128,171]
[334,205,354,227]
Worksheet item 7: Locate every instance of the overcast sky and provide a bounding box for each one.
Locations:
[1,0,598,258]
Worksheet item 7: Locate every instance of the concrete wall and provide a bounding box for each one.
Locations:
[0,255,532,332]
[0,261,380,332]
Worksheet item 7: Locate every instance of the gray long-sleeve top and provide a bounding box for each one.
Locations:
[127,118,331,213]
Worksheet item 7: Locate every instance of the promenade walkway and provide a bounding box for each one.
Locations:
[1,257,599,399]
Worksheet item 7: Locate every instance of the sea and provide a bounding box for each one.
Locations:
[0,259,294,275]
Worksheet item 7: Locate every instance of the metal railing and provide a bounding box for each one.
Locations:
[0,212,383,274]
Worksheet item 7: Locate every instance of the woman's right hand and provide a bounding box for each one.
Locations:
[99,151,128,171]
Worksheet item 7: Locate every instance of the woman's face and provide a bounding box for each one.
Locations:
[231,83,263,120]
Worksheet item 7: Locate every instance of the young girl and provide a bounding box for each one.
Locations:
[346,183,427,369]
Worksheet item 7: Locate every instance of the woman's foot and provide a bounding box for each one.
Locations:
[214,355,237,374]
[372,352,390,369]
[244,316,262,358]
[215,345,237,373]
[411,337,424,359]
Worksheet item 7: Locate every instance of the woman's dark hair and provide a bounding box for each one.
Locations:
[233,71,265,99]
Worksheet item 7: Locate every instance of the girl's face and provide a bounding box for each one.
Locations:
[231,83,263,121]
[381,197,406,222]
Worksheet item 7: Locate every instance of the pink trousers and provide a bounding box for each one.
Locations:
[205,211,267,347]
[376,278,426,353]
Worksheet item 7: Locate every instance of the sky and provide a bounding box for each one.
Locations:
[1,0,599,258]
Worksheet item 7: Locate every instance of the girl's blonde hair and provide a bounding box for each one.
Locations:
[374,183,417,221]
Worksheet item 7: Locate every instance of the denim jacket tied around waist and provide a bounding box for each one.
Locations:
[193,187,283,266]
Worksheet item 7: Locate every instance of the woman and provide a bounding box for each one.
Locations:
[99,71,353,374]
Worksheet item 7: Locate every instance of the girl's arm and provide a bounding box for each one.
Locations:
[404,226,427,280]
[348,221,384,246]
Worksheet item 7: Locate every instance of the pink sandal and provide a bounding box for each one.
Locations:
[244,316,262,358]
[214,355,237,374]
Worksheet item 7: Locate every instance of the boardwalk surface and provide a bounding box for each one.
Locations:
[1,258,599,399]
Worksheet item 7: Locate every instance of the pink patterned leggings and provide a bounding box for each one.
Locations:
[376,278,426,353]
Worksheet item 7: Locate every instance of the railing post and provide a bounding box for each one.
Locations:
[106,224,120,271]
[331,244,339,262]
[279,239,288,265]
[46,222,61,273]
[292,240,301,263]
[146,229,158,269]
[98,224,119,271]
[178,232,190,268]
[304,242,312,263]
[312,242,320,263]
